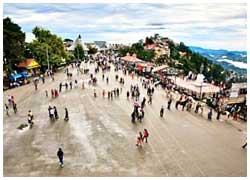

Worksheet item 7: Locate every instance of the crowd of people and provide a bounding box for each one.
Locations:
[4,51,247,168]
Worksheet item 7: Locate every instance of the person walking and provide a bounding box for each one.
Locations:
[34,80,38,91]
[54,106,59,119]
[28,110,33,120]
[138,110,142,122]
[208,108,213,121]
[110,92,113,100]
[139,132,144,142]
[140,108,144,119]
[54,89,59,98]
[48,106,54,120]
[127,91,130,99]
[141,97,146,109]
[65,83,68,90]
[7,95,12,106]
[13,102,17,114]
[5,104,9,116]
[148,95,152,104]
[45,90,48,97]
[136,136,143,147]
[167,98,172,110]
[131,111,136,123]
[64,108,69,121]
[70,82,72,89]
[108,91,110,99]
[28,110,34,126]
[102,89,105,98]
[160,106,164,117]
[59,83,62,92]
[51,89,54,98]
[216,107,221,120]
[195,102,201,113]
[143,129,149,143]
[117,88,119,97]
[57,148,64,168]
[41,74,45,84]
[106,77,109,84]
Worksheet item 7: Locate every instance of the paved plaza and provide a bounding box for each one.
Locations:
[3,62,247,177]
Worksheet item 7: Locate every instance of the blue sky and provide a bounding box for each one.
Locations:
[3,3,247,50]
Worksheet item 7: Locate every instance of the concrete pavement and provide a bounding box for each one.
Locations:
[3,62,247,176]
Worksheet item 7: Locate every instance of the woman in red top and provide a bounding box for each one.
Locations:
[143,129,149,143]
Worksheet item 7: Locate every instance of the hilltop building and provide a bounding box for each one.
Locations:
[66,35,89,53]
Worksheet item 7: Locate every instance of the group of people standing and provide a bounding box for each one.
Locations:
[48,106,69,121]
[5,95,17,116]
[105,87,121,100]
[136,129,149,146]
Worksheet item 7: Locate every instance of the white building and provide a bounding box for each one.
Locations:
[67,35,89,53]
[94,41,108,52]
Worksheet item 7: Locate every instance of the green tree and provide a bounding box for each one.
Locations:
[137,50,154,62]
[74,44,85,60]
[118,42,155,62]
[3,17,25,74]
[178,42,191,53]
[87,45,98,54]
[170,46,180,59]
[28,26,67,71]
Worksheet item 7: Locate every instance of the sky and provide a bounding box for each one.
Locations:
[3,3,247,51]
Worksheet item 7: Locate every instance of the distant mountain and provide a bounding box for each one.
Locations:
[189,46,247,75]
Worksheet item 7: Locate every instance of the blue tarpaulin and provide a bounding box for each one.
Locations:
[19,71,29,78]
[9,73,22,80]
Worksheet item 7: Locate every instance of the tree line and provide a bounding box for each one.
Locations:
[3,17,97,75]
[118,35,229,84]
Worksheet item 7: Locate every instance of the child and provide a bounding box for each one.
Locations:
[136,136,143,147]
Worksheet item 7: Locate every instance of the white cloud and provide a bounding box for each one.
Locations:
[25,33,35,42]
[217,59,247,69]
[3,3,247,50]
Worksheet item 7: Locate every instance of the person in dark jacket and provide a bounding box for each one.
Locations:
[57,148,64,167]
[160,106,164,117]
[59,83,62,92]
[64,108,69,121]
[54,106,59,119]
[13,102,17,114]
[127,91,130,99]
[131,111,136,123]
[208,108,213,121]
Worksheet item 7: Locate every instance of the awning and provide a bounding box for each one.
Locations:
[152,64,169,73]
[168,76,220,94]
[121,55,143,63]
[18,58,40,69]
[137,62,153,70]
